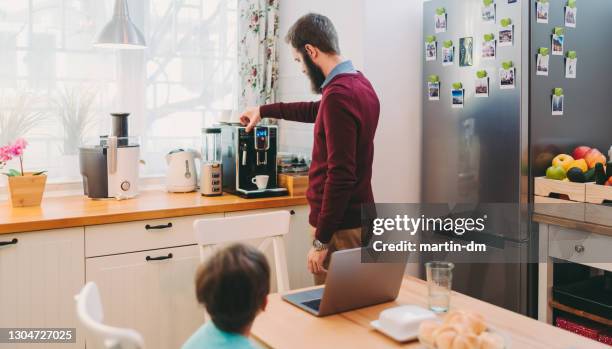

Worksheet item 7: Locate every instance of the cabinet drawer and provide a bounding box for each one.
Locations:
[86,245,202,349]
[85,213,222,257]
[548,226,612,266]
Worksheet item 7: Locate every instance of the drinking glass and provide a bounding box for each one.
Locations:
[426,261,454,313]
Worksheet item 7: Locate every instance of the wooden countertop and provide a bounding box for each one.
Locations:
[0,191,307,234]
[253,276,608,349]
[532,213,612,237]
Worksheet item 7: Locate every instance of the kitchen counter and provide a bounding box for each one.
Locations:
[532,213,612,237]
[0,191,307,234]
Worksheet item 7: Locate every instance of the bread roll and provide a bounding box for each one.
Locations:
[452,333,479,349]
[478,332,504,349]
[435,330,458,349]
[418,320,440,346]
[443,310,487,335]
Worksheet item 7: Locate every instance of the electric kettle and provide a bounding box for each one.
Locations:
[165,149,201,193]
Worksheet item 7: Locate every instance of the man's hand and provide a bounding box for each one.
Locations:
[239,106,262,133]
[307,247,328,275]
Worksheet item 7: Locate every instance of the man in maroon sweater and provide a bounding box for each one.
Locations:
[240,13,380,285]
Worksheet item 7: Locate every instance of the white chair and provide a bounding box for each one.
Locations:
[193,210,291,293]
[75,282,144,349]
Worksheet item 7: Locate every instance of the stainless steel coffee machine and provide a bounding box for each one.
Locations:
[220,123,287,198]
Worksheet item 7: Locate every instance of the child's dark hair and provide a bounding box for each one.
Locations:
[195,243,270,333]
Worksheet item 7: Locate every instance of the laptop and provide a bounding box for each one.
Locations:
[282,248,407,316]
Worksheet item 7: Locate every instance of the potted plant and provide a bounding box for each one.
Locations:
[1,138,47,207]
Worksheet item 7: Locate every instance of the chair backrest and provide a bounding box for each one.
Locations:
[193,210,291,292]
[75,282,145,349]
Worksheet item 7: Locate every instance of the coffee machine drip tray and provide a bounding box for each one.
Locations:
[236,187,288,199]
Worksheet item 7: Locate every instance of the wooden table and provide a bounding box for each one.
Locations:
[252,276,608,349]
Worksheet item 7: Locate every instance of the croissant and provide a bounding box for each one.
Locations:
[418,320,441,347]
[444,310,487,335]
[478,332,505,349]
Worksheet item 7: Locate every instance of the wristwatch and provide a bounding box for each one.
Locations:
[312,239,329,251]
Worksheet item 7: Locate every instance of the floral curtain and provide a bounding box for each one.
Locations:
[238,0,280,110]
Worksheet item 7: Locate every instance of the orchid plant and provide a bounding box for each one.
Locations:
[0,138,46,177]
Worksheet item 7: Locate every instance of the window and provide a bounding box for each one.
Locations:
[0,0,238,185]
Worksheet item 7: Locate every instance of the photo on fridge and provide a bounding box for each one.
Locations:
[499,67,515,89]
[536,54,549,76]
[552,94,564,115]
[428,82,440,101]
[536,1,549,23]
[451,89,464,108]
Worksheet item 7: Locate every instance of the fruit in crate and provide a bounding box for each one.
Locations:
[552,154,574,170]
[572,146,591,160]
[567,159,588,173]
[584,148,606,169]
[606,177,612,186]
[546,166,567,180]
[566,167,586,183]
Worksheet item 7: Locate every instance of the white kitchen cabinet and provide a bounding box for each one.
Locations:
[225,205,313,289]
[86,245,203,349]
[0,228,85,349]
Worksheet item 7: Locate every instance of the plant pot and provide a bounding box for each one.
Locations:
[7,172,47,207]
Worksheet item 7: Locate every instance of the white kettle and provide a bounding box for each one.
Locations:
[165,149,201,193]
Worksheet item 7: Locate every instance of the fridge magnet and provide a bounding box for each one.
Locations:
[435,7,447,33]
[482,0,496,23]
[500,61,516,89]
[552,88,564,116]
[536,0,549,24]
[565,51,577,79]
[459,37,474,67]
[552,27,565,55]
[451,82,464,109]
[442,40,454,66]
[425,35,437,61]
[536,47,550,76]
[475,71,490,98]
[498,18,513,47]
[482,33,496,60]
[565,0,577,28]
[428,75,441,101]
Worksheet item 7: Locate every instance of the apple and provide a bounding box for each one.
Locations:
[572,146,591,160]
[584,148,607,169]
[546,166,567,180]
[552,154,574,171]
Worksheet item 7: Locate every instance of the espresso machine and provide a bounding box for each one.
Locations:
[220,123,287,198]
[78,113,140,200]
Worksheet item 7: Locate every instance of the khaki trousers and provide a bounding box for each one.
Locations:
[311,226,362,285]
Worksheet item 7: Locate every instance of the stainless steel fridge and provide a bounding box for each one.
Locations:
[422,0,612,317]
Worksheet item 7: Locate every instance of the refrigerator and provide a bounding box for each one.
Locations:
[421,0,612,318]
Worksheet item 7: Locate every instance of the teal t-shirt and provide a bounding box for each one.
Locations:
[181,322,260,349]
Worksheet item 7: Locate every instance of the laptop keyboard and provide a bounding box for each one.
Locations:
[301,299,321,311]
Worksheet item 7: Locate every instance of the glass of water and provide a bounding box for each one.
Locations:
[426,261,454,313]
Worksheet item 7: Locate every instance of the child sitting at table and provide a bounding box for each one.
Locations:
[182,243,270,349]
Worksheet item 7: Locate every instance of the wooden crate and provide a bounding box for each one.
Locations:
[534,177,586,221]
[585,183,612,226]
[278,173,308,197]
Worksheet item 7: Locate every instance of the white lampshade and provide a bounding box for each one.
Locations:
[94,0,146,49]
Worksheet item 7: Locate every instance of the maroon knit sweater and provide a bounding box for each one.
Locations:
[260,72,380,243]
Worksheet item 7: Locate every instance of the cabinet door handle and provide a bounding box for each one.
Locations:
[145,222,173,230]
[145,253,173,261]
[0,238,18,247]
[574,244,585,253]
[290,210,295,215]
